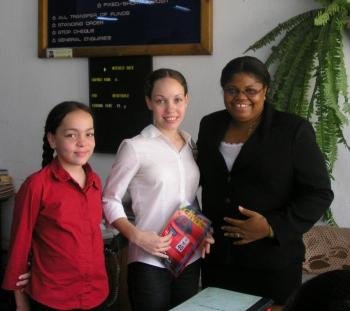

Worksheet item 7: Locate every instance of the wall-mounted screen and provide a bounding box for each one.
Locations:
[89,55,152,153]
[38,0,213,58]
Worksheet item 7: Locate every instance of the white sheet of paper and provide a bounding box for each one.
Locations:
[171,287,266,311]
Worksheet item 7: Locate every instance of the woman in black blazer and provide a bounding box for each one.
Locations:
[197,56,334,305]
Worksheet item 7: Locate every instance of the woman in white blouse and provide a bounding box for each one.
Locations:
[103,68,213,311]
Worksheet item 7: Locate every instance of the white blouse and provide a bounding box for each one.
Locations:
[103,124,200,268]
[219,141,243,171]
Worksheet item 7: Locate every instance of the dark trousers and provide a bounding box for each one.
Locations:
[128,260,200,311]
[29,298,108,311]
[201,262,302,305]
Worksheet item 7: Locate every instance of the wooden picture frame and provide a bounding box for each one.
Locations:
[38,0,213,58]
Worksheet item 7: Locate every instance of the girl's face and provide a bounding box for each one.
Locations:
[223,72,267,123]
[146,77,188,134]
[47,109,95,171]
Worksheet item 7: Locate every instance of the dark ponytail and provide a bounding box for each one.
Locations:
[41,101,93,168]
[42,136,55,168]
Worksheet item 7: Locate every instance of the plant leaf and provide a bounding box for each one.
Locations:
[245,9,319,53]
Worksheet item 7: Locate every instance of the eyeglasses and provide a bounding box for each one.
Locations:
[223,87,264,98]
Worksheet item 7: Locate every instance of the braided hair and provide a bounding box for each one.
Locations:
[42,101,93,168]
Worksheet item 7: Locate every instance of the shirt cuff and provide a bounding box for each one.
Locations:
[103,200,127,224]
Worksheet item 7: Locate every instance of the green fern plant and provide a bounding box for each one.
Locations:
[245,0,350,225]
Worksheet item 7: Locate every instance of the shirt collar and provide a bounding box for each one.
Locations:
[50,157,100,190]
[141,124,192,144]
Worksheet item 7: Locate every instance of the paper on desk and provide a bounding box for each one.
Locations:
[171,287,270,311]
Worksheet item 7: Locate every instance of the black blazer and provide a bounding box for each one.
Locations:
[197,102,334,269]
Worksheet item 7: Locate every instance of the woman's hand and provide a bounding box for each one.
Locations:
[221,206,270,245]
[111,218,172,258]
[16,272,31,288]
[135,230,172,258]
[200,232,215,258]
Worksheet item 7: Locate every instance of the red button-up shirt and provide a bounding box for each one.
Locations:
[2,159,109,310]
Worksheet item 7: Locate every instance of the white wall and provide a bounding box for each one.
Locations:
[1,0,350,248]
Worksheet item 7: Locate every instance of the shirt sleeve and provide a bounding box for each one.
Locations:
[103,140,140,224]
[2,177,42,290]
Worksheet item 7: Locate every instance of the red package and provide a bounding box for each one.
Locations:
[161,204,211,277]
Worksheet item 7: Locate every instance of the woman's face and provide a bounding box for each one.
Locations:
[223,72,267,123]
[146,77,188,134]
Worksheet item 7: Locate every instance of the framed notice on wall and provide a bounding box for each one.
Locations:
[89,55,152,153]
[38,0,213,58]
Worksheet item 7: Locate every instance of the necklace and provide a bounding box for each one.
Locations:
[246,116,261,139]
[224,115,262,144]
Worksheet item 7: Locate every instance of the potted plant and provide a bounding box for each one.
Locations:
[245,0,350,225]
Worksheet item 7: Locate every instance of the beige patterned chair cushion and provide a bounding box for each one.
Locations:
[302,225,350,274]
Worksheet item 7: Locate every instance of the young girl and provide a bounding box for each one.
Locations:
[2,101,109,310]
[103,69,213,311]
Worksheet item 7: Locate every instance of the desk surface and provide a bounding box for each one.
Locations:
[171,287,273,311]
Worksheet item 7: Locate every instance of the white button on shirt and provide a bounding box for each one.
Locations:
[103,125,201,268]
